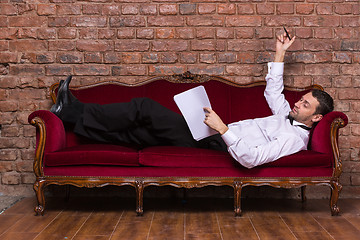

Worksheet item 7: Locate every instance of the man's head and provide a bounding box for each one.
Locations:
[289,89,334,127]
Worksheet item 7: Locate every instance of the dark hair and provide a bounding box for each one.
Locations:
[311,89,334,116]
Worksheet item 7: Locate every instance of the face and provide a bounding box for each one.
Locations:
[289,92,323,127]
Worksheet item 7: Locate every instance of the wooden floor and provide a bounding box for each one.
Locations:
[1,196,360,240]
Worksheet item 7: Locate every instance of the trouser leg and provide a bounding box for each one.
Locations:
[63,97,197,148]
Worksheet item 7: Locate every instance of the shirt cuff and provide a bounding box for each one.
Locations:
[267,62,284,76]
[221,129,238,147]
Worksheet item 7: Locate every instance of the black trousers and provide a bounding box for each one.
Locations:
[62,97,227,151]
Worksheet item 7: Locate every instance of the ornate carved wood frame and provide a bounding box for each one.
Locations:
[30,72,346,216]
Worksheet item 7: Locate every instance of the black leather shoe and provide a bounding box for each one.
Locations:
[50,76,72,116]
[58,78,78,103]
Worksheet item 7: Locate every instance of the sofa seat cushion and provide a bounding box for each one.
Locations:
[263,150,332,168]
[139,146,237,168]
[44,144,139,167]
[139,147,331,168]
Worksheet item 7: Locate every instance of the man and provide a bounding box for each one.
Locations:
[51,32,334,169]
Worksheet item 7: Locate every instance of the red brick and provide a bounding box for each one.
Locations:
[228,40,262,51]
[0,76,18,88]
[102,5,121,15]
[277,4,294,14]
[313,52,332,63]
[45,65,72,76]
[179,4,196,15]
[2,172,20,185]
[21,173,35,183]
[316,4,333,15]
[175,28,194,39]
[338,89,360,100]
[57,52,83,64]
[334,76,352,88]
[235,28,254,39]
[304,16,340,27]
[156,28,175,39]
[117,28,135,39]
[342,16,360,27]
[295,28,313,39]
[0,102,18,113]
[314,28,333,39]
[104,52,122,64]
[180,53,197,64]
[148,16,184,26]
[1,124,20,137]
[84,53,102,63]
[0,52,17,63]
[341,40,360,51]
[17,28,37,39]
[161,53,178,63]
[36,4,56,15]
[0,16,8,27]
[49,40,75,51]
[148,65,185,75]
[142,53,160,63]
[110,16,146,27]
[334,4,353,15]
[216,28,234,39]
[0,4,17,15]
[37,28,56,40]
[333,52,352,64]
[56,4,81,15]
[74,65,110,76]
[159,4,177,15]
[72,16,107,27]
[79,28,98,39]
[199,53,216,64]
[256,4,275,15]
[196,28,214,39]
[58,28,77,39]
[342,65,360,76]
[122,53,141,64]
[0,64,9,75]
[334,28,352,39]
[296,4,314,14]
[0,28,17,40]
[191,40,216,51]
[137,29,154,39]
[115,40,149,51]
[77,40,113,52]
[83,4,102,15]
[265,16,301,27]
[152,40,187,52]
[140,4,157,15]
[112,65,146,75]
[99,29,116,39]
[218,53,236,63]
[218,4,236,14]
[226,16,261,27]
[9,16,46,27]
[122,4,139,15]
[293,76,312,87]
[255,28,273,39]
[304,40,337,51]
[48,17,70,27]
[0,149,17,161]
[10,65,44,76]
[198,4,216,14]
[226,64,263,76]
[187,65,224,75]
[238,4,255,15]
[304,64,339,76]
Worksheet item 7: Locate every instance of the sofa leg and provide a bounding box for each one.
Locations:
[233,181,242,217]
[330,180,342,216]
[33,179,46,216]
[301,186,307,202]
[135,180,144,216]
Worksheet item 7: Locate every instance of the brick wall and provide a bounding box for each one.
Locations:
[0,0,359,197]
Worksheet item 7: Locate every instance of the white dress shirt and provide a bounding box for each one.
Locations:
[221,62,310,169]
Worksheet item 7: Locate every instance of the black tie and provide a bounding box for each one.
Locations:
[288,115,312,131]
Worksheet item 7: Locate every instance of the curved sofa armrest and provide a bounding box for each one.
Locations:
[28,110,66,177]
[310,111,348,178]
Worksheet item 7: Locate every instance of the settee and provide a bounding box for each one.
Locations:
[28,72,348,216]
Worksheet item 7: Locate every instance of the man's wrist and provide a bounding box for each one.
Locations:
[219,125,229,135]
[274,51,286,62]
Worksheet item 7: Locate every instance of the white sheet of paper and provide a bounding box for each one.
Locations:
[174,86,217,141]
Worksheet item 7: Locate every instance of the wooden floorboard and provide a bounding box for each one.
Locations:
[0,197,360,240]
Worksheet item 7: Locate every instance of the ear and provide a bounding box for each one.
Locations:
[312,114,323,123]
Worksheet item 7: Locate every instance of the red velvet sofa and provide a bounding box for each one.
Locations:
[28,72,348,216]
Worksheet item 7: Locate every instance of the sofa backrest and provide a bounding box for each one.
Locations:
[51,74,321,148]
